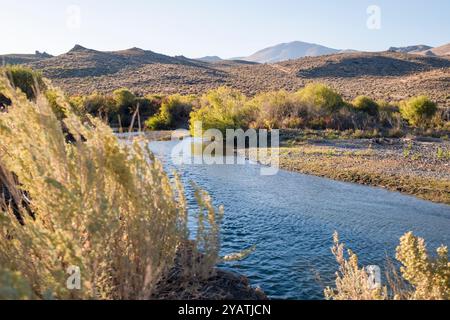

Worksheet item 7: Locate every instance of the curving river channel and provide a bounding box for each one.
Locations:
[148,138,450,300]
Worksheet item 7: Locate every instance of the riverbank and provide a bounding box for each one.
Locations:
[147,134,450,299]
[143,130,450,205]
[151,242,267,300]
[276,133,450,205]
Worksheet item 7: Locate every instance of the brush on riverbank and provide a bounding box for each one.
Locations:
[276,135,450,205]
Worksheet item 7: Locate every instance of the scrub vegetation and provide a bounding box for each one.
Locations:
[0,70,224,299]
[325,232,449,300]
[0,66,448,300]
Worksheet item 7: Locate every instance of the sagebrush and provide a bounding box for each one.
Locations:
[325,232,449,300]
[0,74,222,299]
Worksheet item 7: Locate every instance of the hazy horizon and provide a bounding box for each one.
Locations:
[1,0,450,58]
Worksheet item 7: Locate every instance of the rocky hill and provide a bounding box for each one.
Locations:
[389,45,433,54]
[20,46,450,107]
[419,43,450,57]
[1,51,52,65]
[388,43,450,57]
[29,45,207,78]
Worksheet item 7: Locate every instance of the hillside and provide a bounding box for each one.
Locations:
[29,45,207,78]
[239,41,340,63]
[389,45,433,54]
[275,51,450,106]
[420,43,450,57]
[0,51,52,65]
[23,47,450,107]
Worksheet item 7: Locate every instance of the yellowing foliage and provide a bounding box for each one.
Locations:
[399,96,438,127]
[0,74,221,299]
[189,87,257,135]
[325,232,449,300]
[396,232,449,300]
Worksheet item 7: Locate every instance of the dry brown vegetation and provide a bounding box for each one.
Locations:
[0,72,264,300]
[22,48,450,109]
[325,232,449,300]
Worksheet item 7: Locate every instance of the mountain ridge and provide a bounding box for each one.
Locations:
[237,41,342,63]
[389,45,433,54]
[196,56,223,63]
[28,44,208,79]
[0,51,53,65]
[420,43,450,57]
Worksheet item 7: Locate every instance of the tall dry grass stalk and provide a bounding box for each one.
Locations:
[0,73,221,299]
[325,232,449,300]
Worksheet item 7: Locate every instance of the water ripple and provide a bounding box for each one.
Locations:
[150,140,450,300]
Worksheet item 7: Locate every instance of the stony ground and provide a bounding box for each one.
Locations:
[274,136,450,204]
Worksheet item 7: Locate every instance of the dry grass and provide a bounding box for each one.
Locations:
[325,232,449,300]
[0,73,222,299]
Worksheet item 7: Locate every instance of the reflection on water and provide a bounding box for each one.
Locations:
[149,139,450,300]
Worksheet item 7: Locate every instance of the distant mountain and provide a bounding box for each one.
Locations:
[239,41,341,63]
[419,43,450,57]
[195,56,259,65]
[389,45,433,54]
[388,43,450,57]
[0,51,52,65]
[196,56,223,63]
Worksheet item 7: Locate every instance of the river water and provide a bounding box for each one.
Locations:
[148,139,450,300]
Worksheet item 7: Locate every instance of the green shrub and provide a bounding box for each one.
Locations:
[136,96,159,118]
[44,89,67,120]
[113,88,136,109]
[83,92,117,118]
[296,83,344,115]
[250,90,306,129]
[145,115,167,130]
[146,94,194,130]
[190,87,256,135]
[2,66,45,100]
[113,88,137,126]
[68,95,85,111]
[352,96,379,117]
[400,96,438,127]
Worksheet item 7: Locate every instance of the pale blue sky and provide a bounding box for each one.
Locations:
[1,0,449,58]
